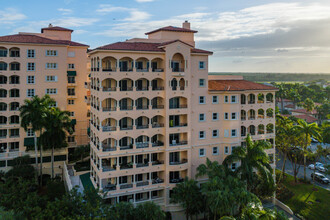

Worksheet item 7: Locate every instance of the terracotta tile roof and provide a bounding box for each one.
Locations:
[92,41,212,54]
[145,26,197,35]
[0,34,88,47]
[291,108,318,115]
[208,80,278,91]
[41,26,73,33]
[293,114,318,123]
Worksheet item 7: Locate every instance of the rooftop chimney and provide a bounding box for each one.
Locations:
[182,21,190,30]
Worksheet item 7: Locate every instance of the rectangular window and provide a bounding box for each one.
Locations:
[199,96,205,104]
[231,112,237,120]
[68,136,75,143]
[224,129,229,137]
[46,75,57,82]
[199,79,205,87]
[27,129,34,137]
[231,95,237,103]
[224,113,229,120]
[68,63,75,69]
[68,99,75,105]
[231,129,237,137]
[46,88,57,94]
[231,163,237,171]
[68,88,75,96]
[27,89,35,97]
[46,63,58,69]
[27,62,35,71]
[224,95,229,103]
[69,112,75,117]
[212,129,219,138]
[212,147,219,155]
[10,129,19,137]
[199,148,205,157]
[49,102,57,107]
[199,131,205,139]
[27,76,35,84]
[224,146,229,154]
[68,76,75,83]
[212,113,218,120]
[212,95,218,104]
[0,129,7,138]
[199,61,205,69]
[46,50,57,56]
[27,49,35,58]
[199,113,205,122]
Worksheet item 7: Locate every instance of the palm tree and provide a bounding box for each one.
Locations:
[40,108,72,178]
[170,177,203,220]
[276,83,287,113]
[135,201,166,220]
[302,98,315,113]
[223,134,274,191]
[20,95,55,183]
[294,119,322,180]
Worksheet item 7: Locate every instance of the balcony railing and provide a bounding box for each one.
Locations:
[136,105,149,110]
[120,183,133,189]
[152,178,164,184]
[136,124,149,129]
[120,126,133,131]
[169,141,188,146]
[120,87,133,91]
[120,164,133,170]
[152,105,164,109]
[152,68,164,72]
[136,142,149,149]
[152,141,164,147]
[120,106,133,111]
[102,126,116,132]
[103,107,116,112]
[136,181,149,187]
[152,87,164,91]
[120,68,133,72]
[136,68,149,72]
[170,123,188,128]
[169,159,188,165]
[170,178,184,183]
[120,145,133,150]
[103,87,116,92]
[103,184,116,191]
[136,87,148,91]
[152,123,164,128]
[169,104,187,109]
[172,68,184,72]
[102,68,116,72]
[102,145,117,152]
[152,160,164,165]
[136,163,149,168]
[103,165,116,172]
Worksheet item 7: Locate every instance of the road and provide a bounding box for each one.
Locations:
[276,151,330,191]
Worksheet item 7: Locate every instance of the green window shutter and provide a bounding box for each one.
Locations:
[67,71,77,76]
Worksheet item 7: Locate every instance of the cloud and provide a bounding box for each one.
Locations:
[276,49,289,53]
[96,4,150,21]
[135,0,154,2]
[58,8,73,15]
[0,8,26,24]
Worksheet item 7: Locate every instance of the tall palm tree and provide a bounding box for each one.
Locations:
[294,119,322,180]
[20,95,54,183]
[170,177,203,220]
[135,201,166,220]
[223,134,274,191]
[40,108,72,178]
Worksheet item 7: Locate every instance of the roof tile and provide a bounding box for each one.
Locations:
[208,80,278,91]
[145,26,197,35]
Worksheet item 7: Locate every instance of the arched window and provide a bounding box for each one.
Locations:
[0,75,7,84]
[171,78,178,91]
[241,126,246,137]
[241,94,246,104]
[0,102,7,111]
[0,62,7,71]
[258,124,265,134]
[258,93,264,103]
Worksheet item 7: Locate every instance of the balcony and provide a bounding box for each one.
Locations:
[120,145,133,150]
[102,126,116,132]
[152,160,164,166]
[152,178,164,184]
[103,107,116,112]
[103,184,116,191]
[103,87,116,92]
[152,105,164,109]
[169,104,187,109]
[102,68,116,72]
[152,68,164,72]
[120,106,133,111]
[136,105,149,110]
[169,159,188,165]
[136,68,149,72]
[103,165,116,172]
[120,164,133,170]
[120,183,133,189]
[136,181,149,187]
[169,178,184,184]
[102,145,116,152]
[136,163,149,168]
[169,141,188,146]
[136,142,149,149]
[152,141,164,147]
[152,123,164,128]
[170,123,187,128]
[120,126,133,131]
[172,68,184,73]
[136,124,149,129]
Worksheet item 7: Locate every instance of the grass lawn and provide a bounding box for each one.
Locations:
[279,171,330,220]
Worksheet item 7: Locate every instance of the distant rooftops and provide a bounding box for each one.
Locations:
[41,24,73,33]
[145,26,198,35]
[0,34,88,47]
[208,80,278,92]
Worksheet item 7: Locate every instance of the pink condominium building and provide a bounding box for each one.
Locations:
[88,21,277,212]
[0,25,89,174]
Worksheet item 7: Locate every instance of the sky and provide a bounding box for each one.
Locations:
[1,0,330,73]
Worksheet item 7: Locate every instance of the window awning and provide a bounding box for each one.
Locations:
[71,119,77,125]
[67,71,77,76]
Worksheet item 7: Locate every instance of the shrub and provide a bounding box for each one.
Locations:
[276,183,294,201]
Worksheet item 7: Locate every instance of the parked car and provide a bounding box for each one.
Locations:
[308,162,323,170]
[311,172,329,184]
[316,165,328,173]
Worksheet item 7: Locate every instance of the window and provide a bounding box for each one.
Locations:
[199,79,205,87]
[224,146,229,154]
[231,163,237,171]
[224,113,229,120]
[231,112,237,120]
[231,146,236,153]
[224,95,229,103]
[212,113,218,120]
[68,76,75,83]
[199,61,205,69]
[27,62,35,71]
[199,113,205,122]
[199,148,205,157]
[46,88,57,94]
[212,129,219,138]
[68,99,75,105]
[46,75,57,82]
[199,131,205,139]
[231,95,237,103]
[10,129,19,137]
[46,50,57,56]
[46,63,58,69]
[212,95,218,104]
[27,89,35,97]
[9,142,19,151]
[69,112,75,117]
[68,88,75,96]
[49,102,57,107]
[68,63,75,69]
[231,129,237,137]
[68,136,75,143]
[212,147,219,155]
[0,129,7,138]
[27,76,35,84]
[199,96,205,104]
[27,49,35,58]
[27,128,34,137]
[68,52,75,57]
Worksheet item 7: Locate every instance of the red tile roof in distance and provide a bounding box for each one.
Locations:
[291,108,318,115]
[0,34,88,47]
[293,114,318,123]
[41,26,73,33]
[208,80,278,91]
[145,26,198,35]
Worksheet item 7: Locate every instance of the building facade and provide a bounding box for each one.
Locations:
[0,25,89,174]
[88,21,276,213]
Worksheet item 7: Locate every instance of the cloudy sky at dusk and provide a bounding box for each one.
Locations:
[1,0,330,73]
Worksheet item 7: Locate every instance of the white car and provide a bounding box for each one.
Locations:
[317,165,328,173]
[308,162,323,170]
